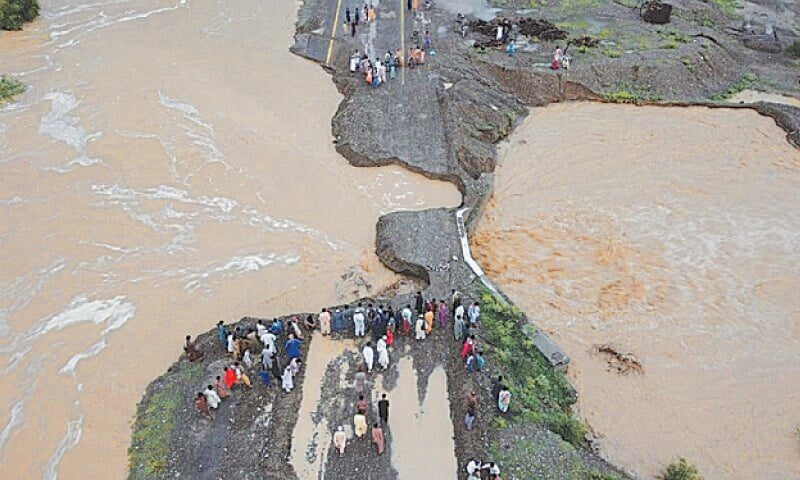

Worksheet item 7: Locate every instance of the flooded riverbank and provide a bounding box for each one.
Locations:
[0,0,460,477]
[472,103,800,479]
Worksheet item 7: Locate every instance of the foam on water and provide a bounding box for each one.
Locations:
[60,340,107,374]
[38,92,103,171]
[43,416,83,480]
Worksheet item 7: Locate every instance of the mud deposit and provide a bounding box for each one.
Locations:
[472,103,800,479]
[0,0,459,477]
[389,358,457,479]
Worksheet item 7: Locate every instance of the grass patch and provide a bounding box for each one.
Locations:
[680,57,695,73]
[0,76,25,103]
[787,40,800,59]
[702,0,739,17]
[708,73,756,100]
[603,88,663,104]
[601,47,621,58]
[663,458,704,480]
[479,290,585,446]
[128,362,202,478]
[0,0,39,30]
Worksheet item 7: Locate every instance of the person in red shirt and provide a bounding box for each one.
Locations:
[224,366,236,389]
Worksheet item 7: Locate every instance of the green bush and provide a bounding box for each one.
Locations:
[0,76,25,103]
[0,0,40,31]
[544,410,587,446]
[663,458,703,480]
[787,40,800,59]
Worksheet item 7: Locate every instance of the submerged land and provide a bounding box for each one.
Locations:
[123,0,800,478]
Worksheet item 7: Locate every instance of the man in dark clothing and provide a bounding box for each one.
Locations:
[491,375,505,402]
[378,393,390,425]
[354,8,360,25]
[414,291,424,316]
[345,7,351,24]
[407,0,412,10]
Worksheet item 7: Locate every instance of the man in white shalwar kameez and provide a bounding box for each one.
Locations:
[362,342,374,372]
[282,364,294,393]
[376,336,389,370]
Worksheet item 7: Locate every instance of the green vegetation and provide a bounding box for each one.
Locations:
[786,40,800,59]
[659,30,690,49]
[702,0,739,17]
[128,362,202,477]
[0,0,39,31]
[0,76,25,103]
[479,290,585,446]
[602,47,621,58]
[603,90,643,103]
[708,73,756,100]
[663,458,704,480]
[680,57,696,73]
[486,434,624,480]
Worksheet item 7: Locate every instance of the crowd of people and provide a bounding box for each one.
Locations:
[186,287,511,478]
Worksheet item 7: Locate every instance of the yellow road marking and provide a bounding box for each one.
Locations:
[326,0,344,65]
[400,0,405,84]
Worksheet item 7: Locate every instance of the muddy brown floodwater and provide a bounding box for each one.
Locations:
[0,0,460,478]
[472,103,800,480]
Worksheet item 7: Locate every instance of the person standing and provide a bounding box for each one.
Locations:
[184,335,203,361]
[216,321,227,347]
[345,6,351,25]
[475,350,486,372]
[498,386,511,413]
[414,291,424,316]
[333,308,345,333]
[282,364,295,393]
[424,307,434,334]
[319,308,331,335]
[354,365,367,395]
[465,390,478,431]
[363,341,375,372]
[224,366,236,390]
[438,300,448,328]
[242,348,253,369]
[415,315,426,340]
[195,392,211,420]
[377,336,389,370]
[468,302,481,326]
[354,7,360,25]
[454,302,465,325]
[372,423,385,455]
[454,313,465,342]
[214,375,229,399]
[354,303,366,337]
[205,385,221,410]
[285,334,302,360]
[401,304,413,336]
[378,393,389,425]
[333,426,347,456]
[354,412,368,438]
[357,394,369,415]
[270,353,281,380]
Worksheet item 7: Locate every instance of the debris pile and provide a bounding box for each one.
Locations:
[641,1,672,24]
[518,18,568,41]
[594,344,644,375]
[570,35,599,48]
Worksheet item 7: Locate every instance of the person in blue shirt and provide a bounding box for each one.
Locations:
[285,334,302,360]
[216,321,227,347]
[269,318,282,335]
[332,308,345,333]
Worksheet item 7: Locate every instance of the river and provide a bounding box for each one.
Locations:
[0,0,460,478]
[472,102,800,480]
